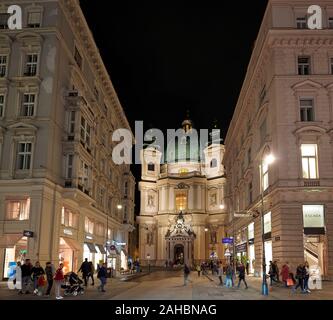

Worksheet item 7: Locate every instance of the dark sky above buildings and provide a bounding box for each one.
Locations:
[80,0,268,212]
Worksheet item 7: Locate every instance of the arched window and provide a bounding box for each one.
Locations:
[210,158,218,168]
[148,163,155,172]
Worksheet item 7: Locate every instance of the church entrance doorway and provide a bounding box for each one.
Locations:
[174,244,184,265]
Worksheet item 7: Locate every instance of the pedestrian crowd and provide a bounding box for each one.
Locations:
[10,257,112,299]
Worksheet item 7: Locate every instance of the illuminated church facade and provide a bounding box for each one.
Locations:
[137,117,227,266]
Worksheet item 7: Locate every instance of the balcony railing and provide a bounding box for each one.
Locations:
[303,180,320,187]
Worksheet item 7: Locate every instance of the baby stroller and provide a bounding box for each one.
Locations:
[62,272,85,296]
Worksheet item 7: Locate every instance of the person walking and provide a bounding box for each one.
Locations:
[292,264,305,293]
[237,263,248,289]
[280,262,290,287]
[54,263,65,300]
[184,264,191,286]
[274,261,280,282]
[31,261,45,295]
[196,264,201,277]
[78,258,90,286]
[88,261,95,285]
[304,261,311,293]
[268,261,278,286]
[225,264,233,288]
[217,264,224,286]
[19,259,32,294]
[45,262,55,296]
[97,263,107,292]
[14,262,22,291]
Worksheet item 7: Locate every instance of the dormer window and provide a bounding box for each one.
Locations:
[27,11,42,28]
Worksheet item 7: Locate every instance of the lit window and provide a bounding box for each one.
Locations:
[17,142,32,170]
[179,168,189,175]
[61,207,78,228]
[298,56,311,75]
[85,217,94,234]
[176,192,187,211]
[262,161,269,192]
[248,222,254,239]
[6,199,30,221]
[264,212,271,234]
[296,17,307,29]
[301,144,318,179]
[300,99,314,122]
[0,55,8,77]
[27,11,41,28]
[0,94,5,117]
[21,93,36,117]
[24,54,38,76]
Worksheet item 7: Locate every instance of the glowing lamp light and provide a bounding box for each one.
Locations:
[219,204,225,210]
[117,204,123,210]
[264,154,275,166]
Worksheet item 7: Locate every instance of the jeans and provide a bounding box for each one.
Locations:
[225,276,233,288]
[82,273,88,286]
[46,279,53,295]
[219,276,223,285]
[270,275,278,286]
[98,277,106,291]
[304,277,309,291]
[294,278,304,291]
[33,276,38,290]
[22,276,31,293]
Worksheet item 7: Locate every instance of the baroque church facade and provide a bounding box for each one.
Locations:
[137,118,227,266]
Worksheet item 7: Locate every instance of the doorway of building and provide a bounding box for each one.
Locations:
[174,244,184,265]
[59,238,74,274]
[304,235,325,276]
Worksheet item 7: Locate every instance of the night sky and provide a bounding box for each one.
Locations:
[80,1,268,213]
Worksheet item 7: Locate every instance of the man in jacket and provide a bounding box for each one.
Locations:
[218,264,224,286]
[78,258,90,286]
[19,259,32,294]
[237,263,248,289]
[45,262,55,296]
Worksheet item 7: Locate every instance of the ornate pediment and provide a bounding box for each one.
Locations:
[165,212,196,239]
[292,80,322,91]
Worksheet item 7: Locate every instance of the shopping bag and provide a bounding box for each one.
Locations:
[38,275,46,287]
[287,278,294,287]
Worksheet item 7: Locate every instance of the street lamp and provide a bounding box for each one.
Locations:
[260,153,275,296]
[117,204,123,210]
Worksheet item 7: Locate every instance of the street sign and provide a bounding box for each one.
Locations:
[234,212,253,218]
[222,238,234,244]
[23,230,34,238]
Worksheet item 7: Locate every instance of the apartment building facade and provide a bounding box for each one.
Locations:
[224,0,333,279]
[0,0,135,279]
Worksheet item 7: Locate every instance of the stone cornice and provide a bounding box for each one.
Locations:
[60,0,133,135]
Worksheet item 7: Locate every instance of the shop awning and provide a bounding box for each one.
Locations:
[96,244,106,254]
[62,237,81,251]
[85,242,97,253]
[0,234,24,248]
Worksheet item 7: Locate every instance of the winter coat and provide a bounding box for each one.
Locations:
[280,265,290,282]
[31,266,45,278]
[54,268,64,281]
[21,264,32,277]
[97,266,107,279]
[45,265,54,281]
[238,265,246,278]
[78,261,90,274]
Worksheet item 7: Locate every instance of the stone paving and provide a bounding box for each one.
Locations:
[0,271,332,300]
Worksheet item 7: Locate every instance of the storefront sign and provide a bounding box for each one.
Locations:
[23,230,34,238]
[85,235,93,240]
[303,205,325,228]
[63,229,73,236]
[115,242,126,246]
[236,243,247,253]
[222,238,233,244]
